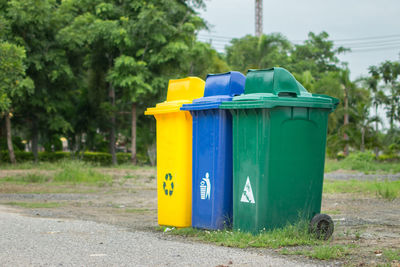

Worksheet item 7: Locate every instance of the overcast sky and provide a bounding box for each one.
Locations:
[196,0,400,80]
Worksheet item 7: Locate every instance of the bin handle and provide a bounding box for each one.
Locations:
[278,92,297,97]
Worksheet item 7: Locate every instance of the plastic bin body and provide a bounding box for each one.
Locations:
[145,77,205,227]
[181,72,245,230]
[220,68,338,233]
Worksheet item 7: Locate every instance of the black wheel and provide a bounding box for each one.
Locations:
[309,214,334,240]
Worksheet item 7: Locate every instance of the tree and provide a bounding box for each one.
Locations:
[58,0,207,164]
[376,61,400,130]
[289,32,348,79]
[3,0,75,162]
[350,98,379,152]
[226,33,291,73]
[0,42,34,163]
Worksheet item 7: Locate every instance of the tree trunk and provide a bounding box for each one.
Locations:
[360,127,365,152]
[390,85,395,130]
[32,121,39,163]
[131,103,137,164]
[5,112,16,164]
[343,85,349,156]
[109,84,117,166]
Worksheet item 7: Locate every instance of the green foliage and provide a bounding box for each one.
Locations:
[346,151,376,162]
[0,0,398,160]
[0,41,33,112]
[0,135,24,151]
[289,32,348,78]
[226,33,291,73]
[377,153,400,162]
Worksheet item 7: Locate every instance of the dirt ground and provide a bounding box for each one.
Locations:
[0,167,399,266]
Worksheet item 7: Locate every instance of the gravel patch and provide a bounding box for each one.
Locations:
[324,172,400,181]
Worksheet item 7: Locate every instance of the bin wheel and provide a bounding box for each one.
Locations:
[309,214,334,240]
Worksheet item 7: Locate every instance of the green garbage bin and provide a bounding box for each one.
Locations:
[220,67,338,238]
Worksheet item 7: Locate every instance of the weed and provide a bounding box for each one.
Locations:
[375,183,398,201]
[4,202,62,208]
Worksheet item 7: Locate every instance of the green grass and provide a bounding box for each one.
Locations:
[124,208,150,213]
[53,161,112,186]
[0,161,67,170]
[4,202,63,208]
[325,158,400,174]
[0,159,155,170]
[1,161,113,186]
[1,173,50,184]
[158,221,323,249]
[123,174,137,179]
[324,179,400,200]
[281,245,353,260]
[383,249,400,261]
[321,209,341,215]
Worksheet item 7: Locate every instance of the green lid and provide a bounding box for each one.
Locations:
[220,67,339,111]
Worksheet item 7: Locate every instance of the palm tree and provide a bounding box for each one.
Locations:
[365,68,386,156]
[349,100,379,152]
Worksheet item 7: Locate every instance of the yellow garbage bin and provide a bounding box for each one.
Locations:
[145,77,205,227]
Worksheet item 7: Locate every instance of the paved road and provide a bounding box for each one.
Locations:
[0,206,318,267]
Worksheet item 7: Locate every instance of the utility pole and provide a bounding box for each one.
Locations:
[255,0,263,37]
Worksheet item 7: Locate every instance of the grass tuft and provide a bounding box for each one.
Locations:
[2,173,50,184]
[383,249,400,261]
[158,221,323,249]
[281,245,352,260]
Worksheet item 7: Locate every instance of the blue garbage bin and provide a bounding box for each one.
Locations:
[181,71,245,230]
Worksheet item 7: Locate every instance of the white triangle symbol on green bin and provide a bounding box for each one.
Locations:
[240,176,255,204]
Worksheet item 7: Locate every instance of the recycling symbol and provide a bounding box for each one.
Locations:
[163,173,174,196]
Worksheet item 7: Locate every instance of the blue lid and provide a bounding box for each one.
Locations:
[181,71,245,111]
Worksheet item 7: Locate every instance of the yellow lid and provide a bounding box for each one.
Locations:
[145,77,205,115]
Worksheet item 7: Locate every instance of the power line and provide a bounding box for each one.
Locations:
[198,33,400,44]
[329,34,400,42]
[197,33,400,54]
[350,45,400,52]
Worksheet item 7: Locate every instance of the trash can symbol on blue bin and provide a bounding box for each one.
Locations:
[181,71,245,230]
